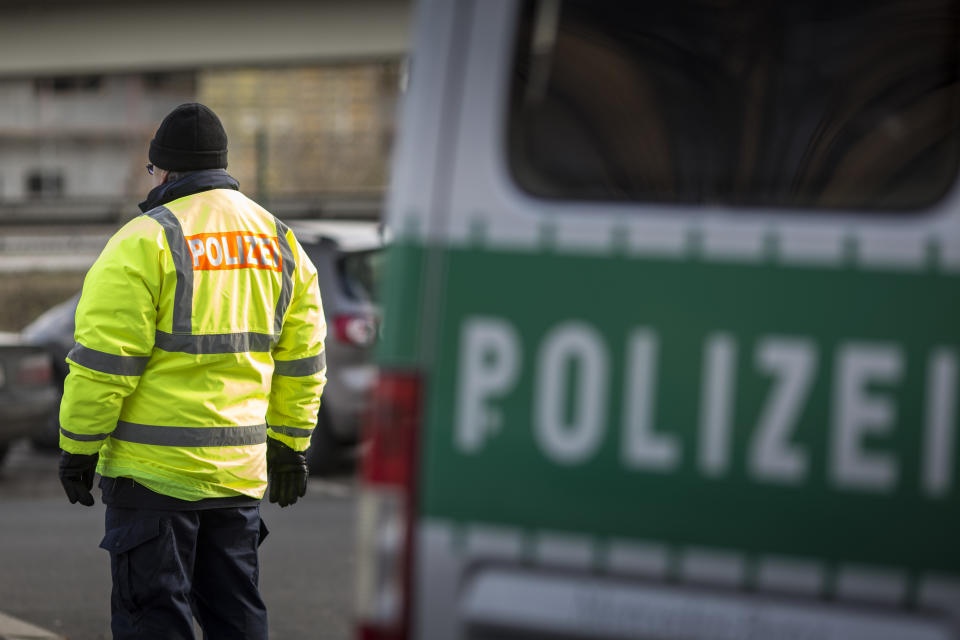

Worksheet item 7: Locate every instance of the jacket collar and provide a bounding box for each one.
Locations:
[138,169,240,213]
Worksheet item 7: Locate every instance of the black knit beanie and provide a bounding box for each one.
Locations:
[149,103,228,171]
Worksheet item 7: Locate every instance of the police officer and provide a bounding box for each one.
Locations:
[57,103,326,639]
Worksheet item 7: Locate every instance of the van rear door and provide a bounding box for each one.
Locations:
[362,1,960,639]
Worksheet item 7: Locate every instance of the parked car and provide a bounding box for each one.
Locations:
[0,331,57,467]
[292,219,384,472]
[20,293,78,451]
[22,219,382,474]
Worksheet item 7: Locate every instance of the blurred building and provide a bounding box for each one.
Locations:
[0,63,402,223]
[0,0,410,224]
[200,62,402,218]
[0,72,194,221]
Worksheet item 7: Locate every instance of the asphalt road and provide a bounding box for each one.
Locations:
[0,440,357,640]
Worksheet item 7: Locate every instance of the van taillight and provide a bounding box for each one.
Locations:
[356,371,421,640]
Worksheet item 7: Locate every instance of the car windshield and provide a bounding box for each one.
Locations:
[337,249,383,303]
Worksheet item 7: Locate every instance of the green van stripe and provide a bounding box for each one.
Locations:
[274,219,295,333]
[113,421,267,447]
[154,330,278,354]
[274,352,326,377]
[60,427,110,442]
[146,206,193,333]
[269,424,314,438]
[67,344,151,376]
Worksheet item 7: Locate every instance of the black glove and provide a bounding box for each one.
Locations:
[267,438,308,507]
[58,451,98,507]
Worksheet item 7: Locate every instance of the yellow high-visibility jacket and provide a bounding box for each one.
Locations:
[59,177,326,501]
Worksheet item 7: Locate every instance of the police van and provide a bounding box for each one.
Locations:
[355,0,960,638]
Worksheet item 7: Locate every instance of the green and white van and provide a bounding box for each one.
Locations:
[356,1,960,638]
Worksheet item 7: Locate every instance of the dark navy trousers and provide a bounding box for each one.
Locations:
[100,505,269,640]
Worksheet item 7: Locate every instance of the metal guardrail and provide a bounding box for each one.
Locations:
[0,194,384,226]
[0,200,131,225]
[0,232,112,254]
[0,225,112,273]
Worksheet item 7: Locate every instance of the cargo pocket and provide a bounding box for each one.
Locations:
[99,517,163,614]
[257,517,269,548]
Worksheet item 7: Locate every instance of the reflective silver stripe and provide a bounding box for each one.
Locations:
[274,352,326,377]
[274,219,295,333]
[60,427,110,442]
[113,421,267,447]
[67,343,150,376]
[146,206,193,334]
[154,330,278,354]
[269,425,314,438]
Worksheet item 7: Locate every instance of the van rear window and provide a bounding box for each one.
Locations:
[508,0,960,211]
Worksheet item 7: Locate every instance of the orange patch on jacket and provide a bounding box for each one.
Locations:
[185,232,282,272]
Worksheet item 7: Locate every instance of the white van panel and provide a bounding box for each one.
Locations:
[417,0,960,275]
[415,518,960,639]
[384,0,464,242]
[460,569,951,640]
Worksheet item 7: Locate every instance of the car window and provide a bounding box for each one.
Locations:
[508,0,960,211]
[337,249,383,303]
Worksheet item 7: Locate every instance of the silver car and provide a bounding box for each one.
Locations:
[292,220,383,473]
[0,332,58,466]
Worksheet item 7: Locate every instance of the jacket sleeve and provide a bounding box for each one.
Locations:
[267,230,327,452]
[58,217,162,454]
